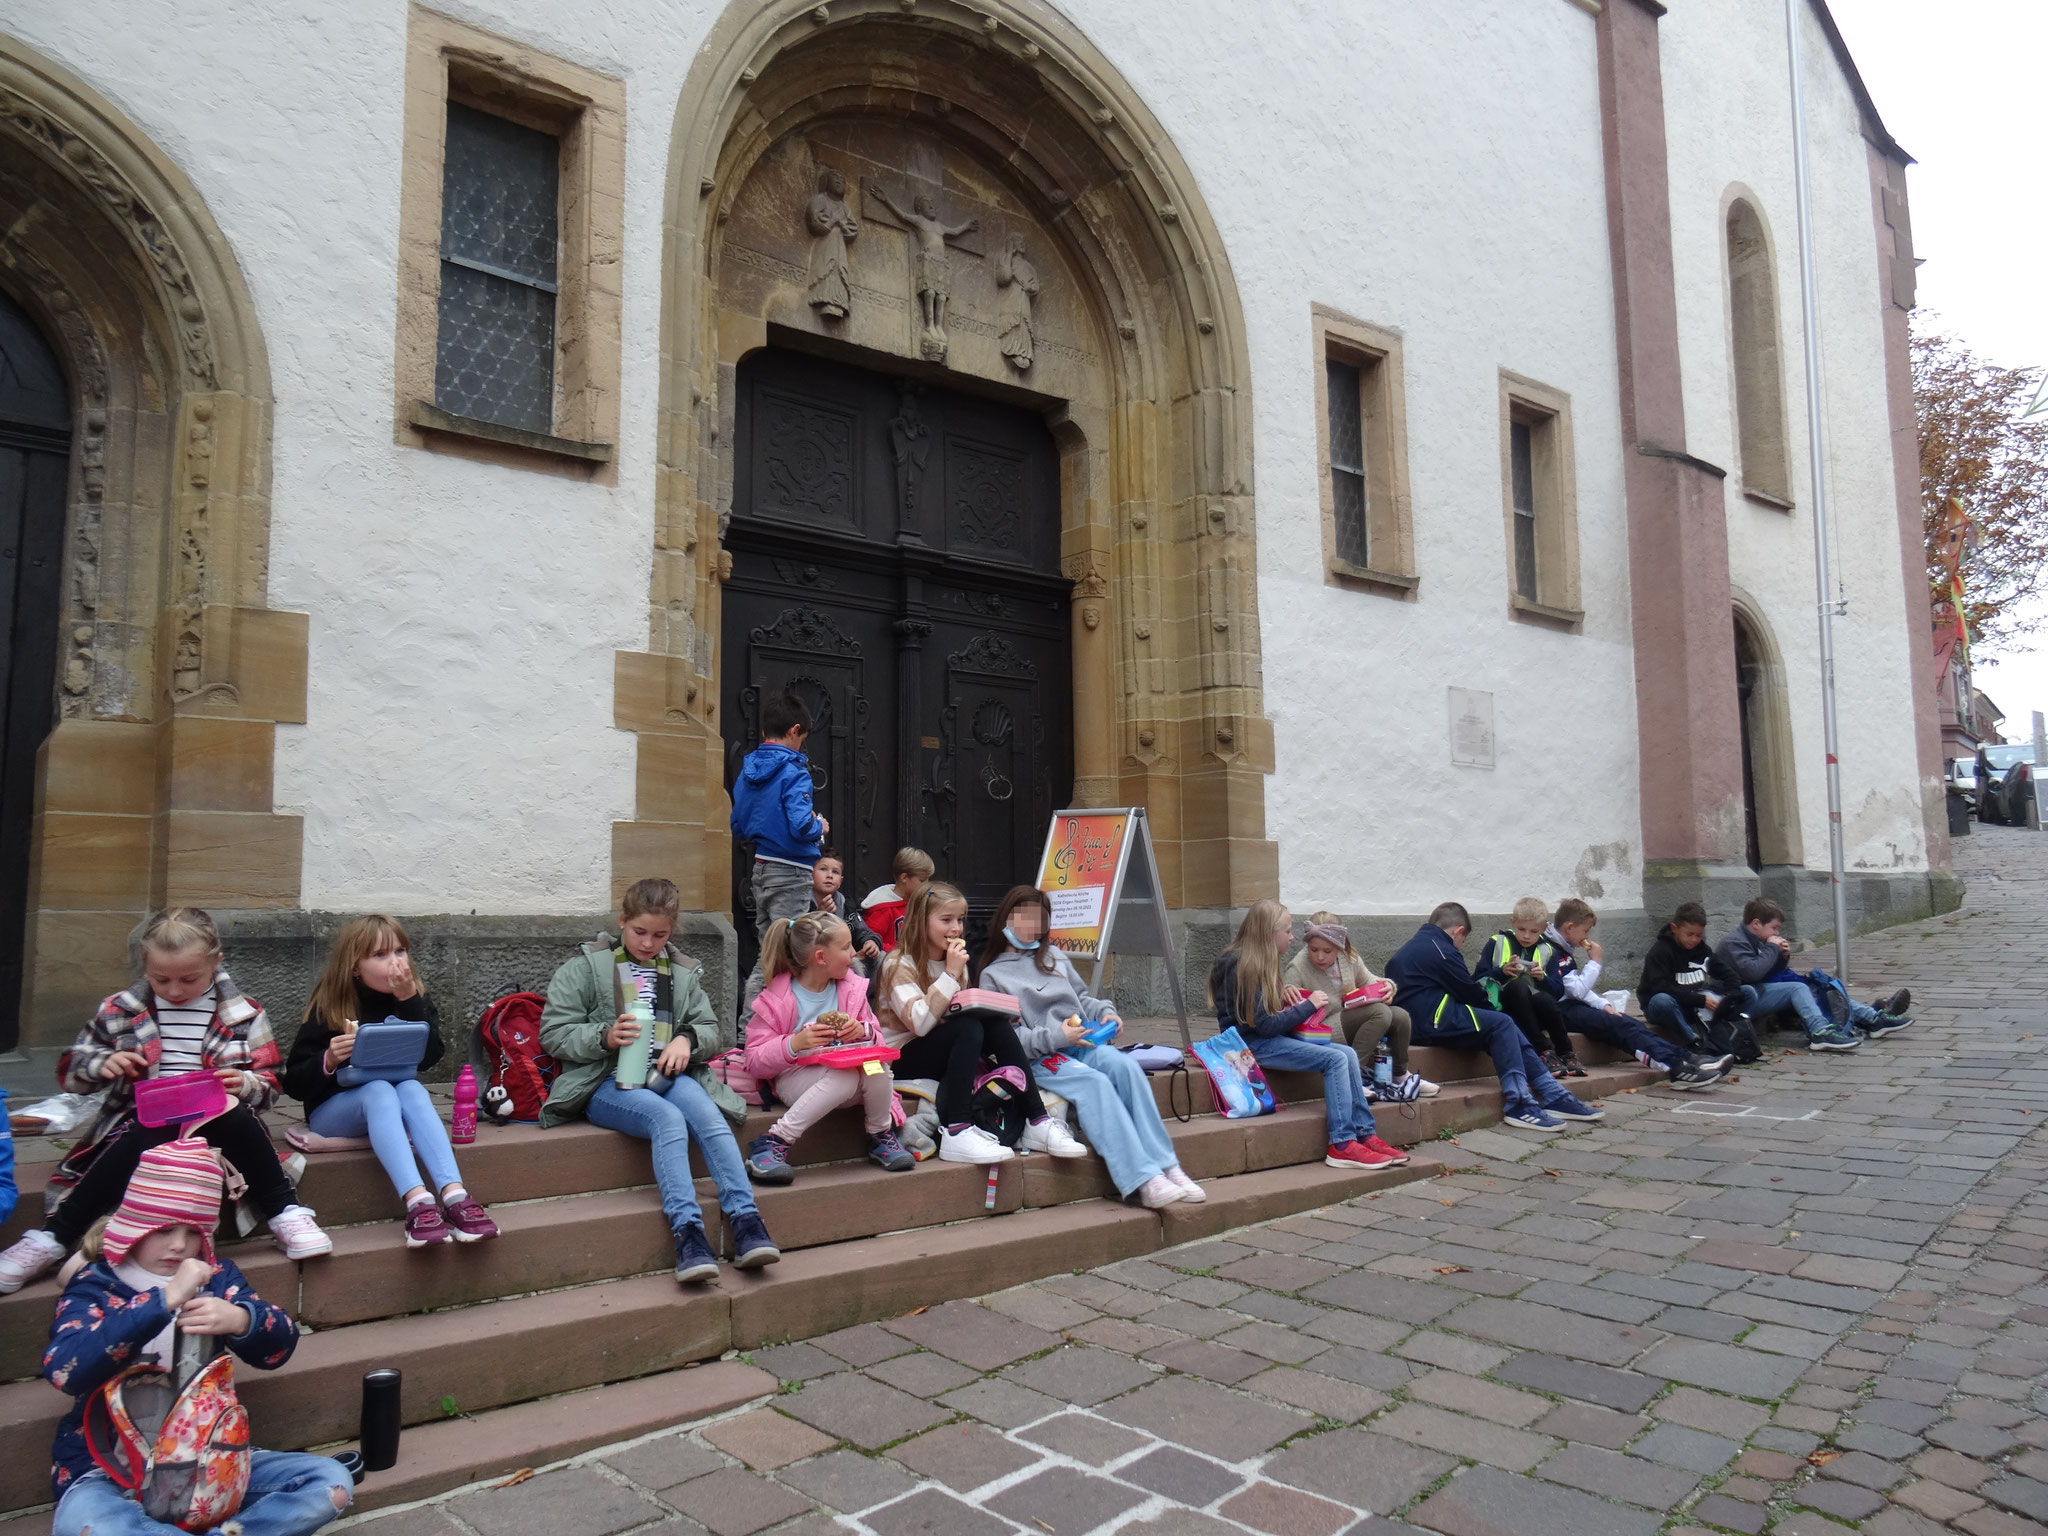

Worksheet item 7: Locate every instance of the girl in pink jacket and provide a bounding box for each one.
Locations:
[740,911,917,1184]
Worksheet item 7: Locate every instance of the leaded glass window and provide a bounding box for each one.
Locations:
[1510,419,1538,601]
[435,103,560,434]
[1326,358,1368,568]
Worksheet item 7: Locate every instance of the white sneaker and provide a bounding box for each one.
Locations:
[1412,1075,1441,1098]
[1163,1165,1207,1203]
[267,1205,333,1259]
[1022,1118,1088,1158]
[938,1125,1014,1165]
[1137,1174,1186,1208]
[0,1229,65,1294]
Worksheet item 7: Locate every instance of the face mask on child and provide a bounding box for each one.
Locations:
[1004,926,1040,952]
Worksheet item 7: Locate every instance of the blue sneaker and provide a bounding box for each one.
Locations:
[1809,1026,1862,1052]
[729,1210,781,1269]
[1859,1013,1913,1039]
[673,1223,718,1285]
[1501,1103,1564,1134]
[1544,1092,1604,1122]
[745,1134,795,1185]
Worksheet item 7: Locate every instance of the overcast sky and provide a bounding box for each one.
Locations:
[1826,0,2048,741]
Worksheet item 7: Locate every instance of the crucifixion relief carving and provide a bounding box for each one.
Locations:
[863,177,977,362]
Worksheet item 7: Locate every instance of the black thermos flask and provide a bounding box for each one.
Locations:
[360,1368,402,1471]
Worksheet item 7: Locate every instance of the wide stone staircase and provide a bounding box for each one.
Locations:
[0,1032,1664,1518]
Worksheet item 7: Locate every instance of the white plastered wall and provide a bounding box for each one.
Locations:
[1662,1,1930,877]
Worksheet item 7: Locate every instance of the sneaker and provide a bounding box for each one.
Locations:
[745,1134,796,1185]
[1696,1051,1735,1073]
[0,1229,65,1294]
[1545,1092,1605,1122]
[1329,1140,1399,1168]
[267,1205,333,1260]
[938,1125,1013,1164]
[1138,1173,1187,1208]
[1412,1074,1441,1098]
[1877,988,1912,1017]
[1163,1165,1207,1203]
[1363,1081,1382,1104]
[1384,1072,1424,1104]
[1501,1104,1565,1134]
[442,1197,500,1242]
[868,1129,915,1172]
[1022,1118,1088,1159]
[1360,1134,1411,1166]
[1859,1013,1913,1039]
[1808,1026,1862,1052]
[729,1210,780,1268]
[1560,1054,1589,1079]
[1540,1049,1567,1078]
[403,1200,452,1248]
[1666,1056,1728,1091]
[673,1222,718,1284]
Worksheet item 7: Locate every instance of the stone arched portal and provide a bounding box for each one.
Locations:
[0,38,304,1047]
[618,0,1277,926]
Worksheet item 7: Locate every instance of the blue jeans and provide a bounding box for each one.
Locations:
[307,1078,462,1201]
[55,1451,352,1536]
[1245,1034,1375,1146]
[1564,999,1683,1069]
[588,1074,757,1236]
[1032,1046,1178,1196]
[1643,993,1705,1048]
[1744,979,1874,1038]
[1411,1005,1564,1110]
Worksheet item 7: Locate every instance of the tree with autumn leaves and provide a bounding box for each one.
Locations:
[1915,320,2048,652]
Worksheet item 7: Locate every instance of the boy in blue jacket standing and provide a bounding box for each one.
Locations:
[1386,902,1602,1134]
[733,693,830,1011]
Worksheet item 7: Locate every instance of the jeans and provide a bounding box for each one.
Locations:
[1564,1000,1683,1070]
[1031,1046,1178,1196]
[55,1451,352,1536]
[1411,1005,1565,1111]
[588,1074,757,1236]
[1245,1034,1375,1147]
[1337,1002,1411,1076]
[1644,993,1707,1048]
[1743,979,1875,1038]
[743,859,820,1013]
[49,1106,296,1247]
[307,1078,462,1201]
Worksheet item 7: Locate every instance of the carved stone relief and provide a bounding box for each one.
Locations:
[803,166,858,319]
[994,234,1037,373]
[887,384,929,535]
[863,179,978,363]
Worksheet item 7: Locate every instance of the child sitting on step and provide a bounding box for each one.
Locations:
[539,878,779,1286]
[978,886,1203,1209]
[808,849,884,975]
[740,910,916,1183]
[43,1136,353,1536]
[860,846,934,954]
[283,916,499,1248]
[0,908,330,1296]
[1210,901,1408,1170]
[1549,898,1731,1090]
[1283,913,1436,1103]
[1475,897,1586,1079]
[878,881,1081,1165]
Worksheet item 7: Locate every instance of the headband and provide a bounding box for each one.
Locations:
[1305,921,1349,949]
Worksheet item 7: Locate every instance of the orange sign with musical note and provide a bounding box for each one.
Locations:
[1035,811,1132,956]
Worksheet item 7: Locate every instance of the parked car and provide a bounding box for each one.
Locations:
[1946,756,1979,811]
[1978,744,2036,824]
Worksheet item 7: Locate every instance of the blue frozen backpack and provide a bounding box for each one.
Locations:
[1803,970,1854,1029]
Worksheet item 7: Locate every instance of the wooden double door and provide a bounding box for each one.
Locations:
[722,347,1072,954]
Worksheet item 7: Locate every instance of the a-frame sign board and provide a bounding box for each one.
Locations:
[1033,807,1193,1053]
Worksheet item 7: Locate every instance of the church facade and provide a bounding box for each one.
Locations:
[0,0,1951,1048]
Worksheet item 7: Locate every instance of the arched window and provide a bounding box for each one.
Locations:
[1726,198,1792,506]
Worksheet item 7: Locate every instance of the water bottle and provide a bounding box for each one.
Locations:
[614,1000,655,1089]
[360,1368,402,1472]
[450,1064,478,1145]
[1373,1054,1393,1089]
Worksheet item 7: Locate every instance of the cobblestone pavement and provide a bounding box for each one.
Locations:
[351,828,2048,1536]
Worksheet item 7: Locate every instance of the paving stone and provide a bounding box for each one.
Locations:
[1103,1374,1314,1459]
[1732,1448,1803,1481]
[1443,1298,1658,1367]
[984,1283,1101,1331]
[1634,1338,1806,1399]
[862,1350,982,1399]
[778,1372,951,1450]
[1395,1330,1513,1375]
[1161,1239,1260,1273]
[1305,1343,1426,1392]
[1407,1369,1552,1427]
[1217,1251,1347,1293]
[889,1421,1042,1492]
[1373,1403,1558,1472]
[1857,1398,1945,1435]
[602,1435,728,1492]
[772,1449,919,1514]
[1144,1337,1271,1385]
[1793,1253,1910,1289]
[699,1409,838,1471]
[1533,1402,1645,1450]
[1264,1429,1457,1514]
[881,1299,1058,1370]
[1139,1299,1250,1338]
[1494,1353,1663,1412]
[747,1341,846,1382]
[450,1467,670,1536]
[1303,1270,1466,1325]
[1117,1444,1247,1508]
[861,1486,1016,1536]
[986,1464,1146,1531]
[1120,1514,1245,1536]
[1656,1308,1753,1343]
[1837,1420,1928,1459]
[1243,1364,1388,1422]
[1741,1324,1836,1358]
[1822,1449,1912,1491]
[659,1468,813,1536]
[1653,1385,1769,1438]
[1627,1421,1740,1473]
[1893,1479,1990,1522]
[1691,1493,1769,1533]
[1983,1478,2048,1524]
[812,1323,919,1367]
[1915,1447,1999,1491]
[1230,1292,1332,1328]
[1303,1310,1415,1351]
[1217,1480,1357,1536]
[1519,1281,1667,1326]
[1536,1444,1698,1509]
[1002,1344,1159,1405]
[1956,1508,2048,1536]
[1794,1477,1889,1520]
[1931,1419,2023,1457]
[1169,1275,1254,1306]
[936,1376,1062,1429]
[1409,1462,1662,1536]
[1218,1320,1332,1365]
[1018,1412,1153,1467]
[1070,1317,1187,1356]
[348,1510,469,1536]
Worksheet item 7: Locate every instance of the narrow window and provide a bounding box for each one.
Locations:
[1325,357,1369,568]
[1510,419,1538,600]
[435,102,560,435]
[1726,198,1792,506]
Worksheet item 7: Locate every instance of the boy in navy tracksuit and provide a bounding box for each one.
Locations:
[1545,898,1730,1090]
[731,692,828,1009]
[1385,902,1600,1134]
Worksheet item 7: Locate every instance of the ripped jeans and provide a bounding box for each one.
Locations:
[54,1451,353,1536]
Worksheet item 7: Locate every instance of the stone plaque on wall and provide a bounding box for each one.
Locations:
[1449,687,1495,770]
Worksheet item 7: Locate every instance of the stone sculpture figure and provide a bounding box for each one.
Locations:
[994,233,1038,372]
[865,179,977,361]
[805,167,859,319]
[888,385,930,533]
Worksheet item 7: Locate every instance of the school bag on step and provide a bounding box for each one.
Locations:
[475,990,558,1123]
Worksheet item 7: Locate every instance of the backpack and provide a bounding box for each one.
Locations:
[85,1352,249,1532]
[706,1048,775,1108]
[1803,969,1854,1029]
[1698,996,1763,1064]
[475,992,557,1123]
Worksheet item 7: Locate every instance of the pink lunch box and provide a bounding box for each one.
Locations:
[134,1069,229,1128]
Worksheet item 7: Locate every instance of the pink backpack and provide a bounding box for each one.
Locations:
[707,1048,771,1107]
[85,1353,249,1532]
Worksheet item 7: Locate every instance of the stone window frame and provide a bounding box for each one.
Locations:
[393,6,623,477]
[1309,304,1416,596]
[1724,193,1795,510]
[1497,369,1584,629]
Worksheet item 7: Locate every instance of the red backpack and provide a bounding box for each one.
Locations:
[476,992,557,1123]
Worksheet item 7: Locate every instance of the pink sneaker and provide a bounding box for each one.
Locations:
[442,1198,499,1242]
[403,1201,452,1248]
